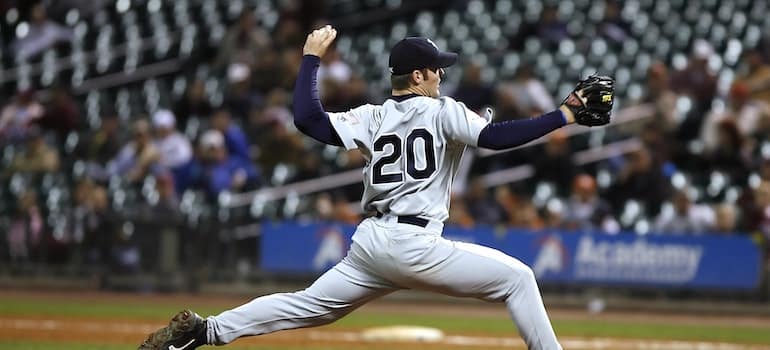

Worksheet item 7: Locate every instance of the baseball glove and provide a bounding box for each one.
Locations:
[562,74,614,127]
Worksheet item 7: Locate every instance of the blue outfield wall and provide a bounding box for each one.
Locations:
[261,221,763,290]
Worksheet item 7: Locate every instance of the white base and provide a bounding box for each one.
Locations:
[360,325,445,342]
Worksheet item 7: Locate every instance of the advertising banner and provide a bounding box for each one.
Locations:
[260,221,355,273]
[261,222,762,290]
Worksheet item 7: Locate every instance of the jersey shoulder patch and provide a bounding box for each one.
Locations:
[333,112,360,124]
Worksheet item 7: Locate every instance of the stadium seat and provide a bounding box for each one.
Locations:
[600,52,619,73]
[532,181,556,208]
[460,39,480,57]
[748,1,766,23]
[63,131,80,156]
[633,217,651,235]
[141,175,158,204]
[587,39,608,66]
[709,24,728,51]
[729,11,747,38]
[493,0,513,21]
[564,53,585,81]
[619,199,644,229]
[480,24,503,51]
[653,38,672,61]
[45,185,70,213]
[618,38,639,65]
[8,173,28,197]
[2,144,15,167]
[534,51,554,74]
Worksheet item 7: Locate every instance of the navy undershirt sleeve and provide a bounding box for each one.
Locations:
[292,55,343,146]
[477,110,567,150]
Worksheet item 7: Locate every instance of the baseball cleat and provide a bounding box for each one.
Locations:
[139,309,207,350]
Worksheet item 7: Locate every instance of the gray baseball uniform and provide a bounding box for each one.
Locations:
[205,96,562,350]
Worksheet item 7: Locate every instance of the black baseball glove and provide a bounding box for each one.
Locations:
[562,74,614,127]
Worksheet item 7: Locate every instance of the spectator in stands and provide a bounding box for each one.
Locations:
[152,110,193,194]
[494,186,544,230]
[758,158,770,182]
[704,119,752,182]
[752,108,770,152]
[464,177,505,226]
[639,121,671,166]
[735,48,770,105]
[496,64,555,119]
[320,65,372,114]
[6,126,60,176]
[672,39,718,141]
[563,174,620,234]
[451,62,495,114]
[447,194,475,229]
[311,192,359,225]
[292,150,325,183]
[107,119,159,183]
[701,82,770,152]
[493,82,519,122]
[312,192,335,221]
[317,47,352,94]
[152,173,180,214]
[10,3,73,61]
[747,181,770,241]
[173,79,212,131]
[210,109,251,162]
[279,47,304,89]
[36,85,78,141]
[607,146,669,217]
[251,50,285,94]
[223,63,263,121]
[598,0,631,46]
[7,191,44,263]
[77,111,121,180]
[713,203,740,235]
[71,177,112,264]
[214,8,270,71]
[110,222,141,274]
[542,198,565,230]
[653,188,715,235]
[511,5,567,50]
[246,90,302,172]
[273,17,305,49]
[638,62,678,134]
[332,193,360,225]
[339,74,372,111]
[320,80,345,113]
[738,180,770,235]
[535,5,568,48]
[0,89,44,144]
[195,129,260,200]
[533,130,576,196]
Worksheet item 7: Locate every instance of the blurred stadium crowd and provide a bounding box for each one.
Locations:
[1,0,770,272]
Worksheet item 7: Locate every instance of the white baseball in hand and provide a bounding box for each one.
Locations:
[303,25,337,57]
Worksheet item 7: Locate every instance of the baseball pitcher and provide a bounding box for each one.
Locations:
[140,25,613,350]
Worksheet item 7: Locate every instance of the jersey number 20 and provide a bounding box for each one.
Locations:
[372,128,437,184]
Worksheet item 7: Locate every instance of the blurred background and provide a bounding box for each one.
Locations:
[0,0,768,306]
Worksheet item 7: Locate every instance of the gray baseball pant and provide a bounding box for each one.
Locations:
[206,216,562,350]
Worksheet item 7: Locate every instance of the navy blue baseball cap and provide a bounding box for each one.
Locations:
[388,37,458,75]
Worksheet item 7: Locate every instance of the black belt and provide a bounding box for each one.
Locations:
[374,213,429,228]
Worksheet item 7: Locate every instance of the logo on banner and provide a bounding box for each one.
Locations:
[533,235,569,277]
[312,227,346,270]
[574,235,704,283]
